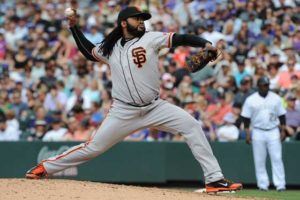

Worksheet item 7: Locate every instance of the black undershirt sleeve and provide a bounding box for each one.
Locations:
[242,116,251,129]
[70,25,97,62]
[171,33,212,48]
[279,115,286,126]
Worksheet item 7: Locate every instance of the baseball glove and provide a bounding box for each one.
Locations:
[186,47,219,73]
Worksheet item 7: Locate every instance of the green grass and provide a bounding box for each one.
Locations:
[228,189,300,200]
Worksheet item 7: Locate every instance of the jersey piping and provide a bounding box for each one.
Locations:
[126,37,145,104]
[119,49,136,104]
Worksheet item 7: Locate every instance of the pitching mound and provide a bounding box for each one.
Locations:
[0,179,246,200]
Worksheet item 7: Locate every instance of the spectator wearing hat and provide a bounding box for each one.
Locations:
[201,20,225,46]
[42,118,68,141]
[233,60,251,88]
[285,94,300,140]
[233,76,255,106]
[22,120,47,141]
[216,112,239,142]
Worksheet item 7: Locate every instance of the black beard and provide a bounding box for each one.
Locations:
[126,22,145,38]
[258,90,268,97]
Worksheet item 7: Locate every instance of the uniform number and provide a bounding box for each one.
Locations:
[132,47,146,68]
[269,113,277,122]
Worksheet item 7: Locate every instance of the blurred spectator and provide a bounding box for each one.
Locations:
[82,79,101,110]
[214,60,232,89]
[201,20,225,46]
[85,25,104,45]
[65,85,84,113]
[64,118,91,141]
[64,116,79,139]
[233,76,255,106]
[268,63,281,90]
[5,109,19,132]
[125,129,149,141]
[0,0,299,142]
[44,85,67,112]
[40,61,57,88]
[22,120,47,141]
[89,101,104,127]
[216,112,239,142]
[11,90,28,116]
[233,60,251,87]
[42,118,68,141]
[206,92,233,126]
[278,56,300,89]
[0,113,20,141]
[285,94,300,139]
[296,86,300,111]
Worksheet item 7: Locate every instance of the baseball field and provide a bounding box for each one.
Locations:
[2,179,300,200]
[0,179,245,200]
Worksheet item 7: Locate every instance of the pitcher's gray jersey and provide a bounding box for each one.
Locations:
[92,31,174,105]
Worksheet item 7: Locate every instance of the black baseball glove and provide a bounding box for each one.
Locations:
[186,46,219,73]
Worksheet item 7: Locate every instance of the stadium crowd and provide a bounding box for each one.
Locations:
[0,0,300,142]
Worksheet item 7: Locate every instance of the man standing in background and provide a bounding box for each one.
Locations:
[241,76,286,191]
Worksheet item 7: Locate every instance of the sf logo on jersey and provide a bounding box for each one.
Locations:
[132,47,146,68]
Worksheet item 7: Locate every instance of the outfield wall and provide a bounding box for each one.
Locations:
[1,141,299,185]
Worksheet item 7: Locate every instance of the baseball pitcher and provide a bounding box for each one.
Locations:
[26,6,242,193]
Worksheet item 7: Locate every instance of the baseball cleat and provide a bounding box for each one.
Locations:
[25,163,48,179]
[205,178,242,193]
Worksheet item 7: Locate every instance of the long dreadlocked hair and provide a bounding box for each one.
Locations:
[99,25,123,58]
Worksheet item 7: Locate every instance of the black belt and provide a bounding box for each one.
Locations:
[115,97,159,107]
[254,127,277,131]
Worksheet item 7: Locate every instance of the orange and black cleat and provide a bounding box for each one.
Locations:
[25,163,48,179]
[205,179,242,193]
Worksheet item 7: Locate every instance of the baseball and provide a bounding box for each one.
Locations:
[65,8,75,17]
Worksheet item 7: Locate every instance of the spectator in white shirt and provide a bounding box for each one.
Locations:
[216,112,239,142]
[0,113,20,141]
[42,118,68,141]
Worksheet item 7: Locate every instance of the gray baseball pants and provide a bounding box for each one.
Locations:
[43,99,223,184]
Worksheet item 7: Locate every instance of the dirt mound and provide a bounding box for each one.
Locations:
[0,179,246,200]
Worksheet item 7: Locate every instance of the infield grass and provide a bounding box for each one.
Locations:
[228,189,300,200]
